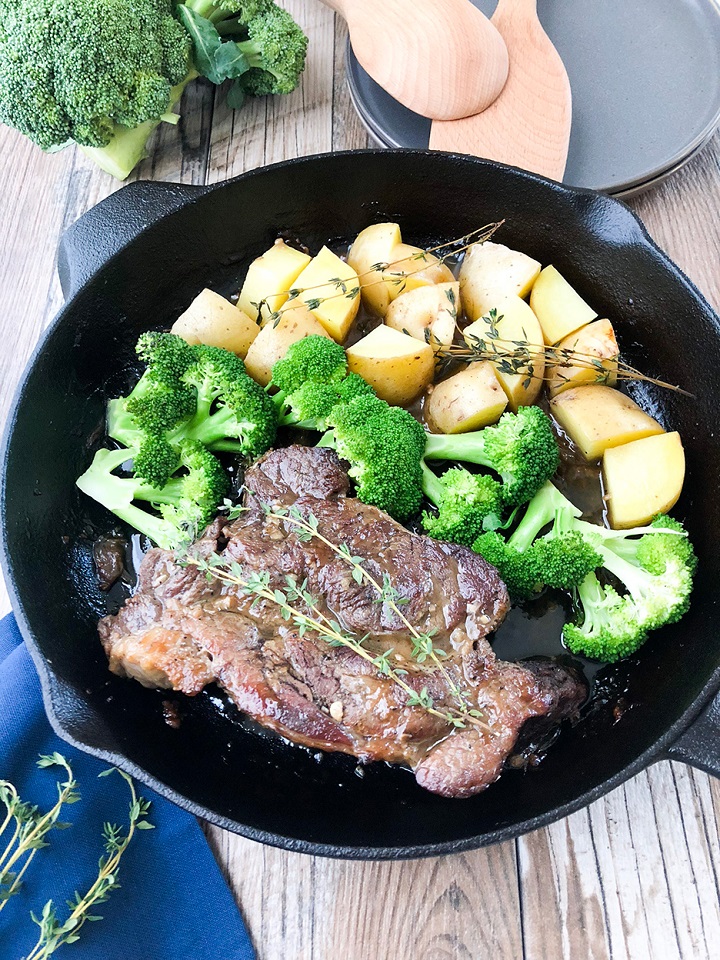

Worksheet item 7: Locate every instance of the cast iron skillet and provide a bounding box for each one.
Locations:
[2,151,720,860]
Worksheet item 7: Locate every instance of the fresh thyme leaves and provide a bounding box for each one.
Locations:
[438,308,692,396]
[0,757,152,958]
[0,754,78,911]
[24,768,153,960]
[207,502,490,731]
[252,223,503,323]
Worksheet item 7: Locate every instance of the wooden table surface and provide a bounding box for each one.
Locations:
[2,5,720,958]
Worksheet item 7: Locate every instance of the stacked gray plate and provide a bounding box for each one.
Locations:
[346,0,720,197]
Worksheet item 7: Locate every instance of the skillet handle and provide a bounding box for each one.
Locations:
[57,181,211,300]
[665,691,720,778]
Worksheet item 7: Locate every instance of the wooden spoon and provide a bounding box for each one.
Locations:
[429,0,572,181]
[322,0,509,121]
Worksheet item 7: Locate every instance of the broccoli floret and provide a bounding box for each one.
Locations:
[320,394,426,521]
[563,574,648,663]
[232,5,308,96]
[0,0,194,178]
[420,462,504,547]
[423,406,560,508]
[269,336,347,397]
[280,374,375,431]
[472,531,542,600]
[76,439,228,550]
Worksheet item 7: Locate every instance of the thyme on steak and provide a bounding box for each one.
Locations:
[1,756,153,959]
[181,505,490,732]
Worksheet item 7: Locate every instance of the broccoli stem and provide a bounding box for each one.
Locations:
[423,431,491,468]
[508,483,581,552]
[420,462,447,508]
[78,71,197,181]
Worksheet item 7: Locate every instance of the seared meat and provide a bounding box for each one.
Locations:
[99,446,586,798]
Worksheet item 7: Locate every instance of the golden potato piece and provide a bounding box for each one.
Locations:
[243,305,332,386]
[550,385,664,461]
[347,222,402,317]
[346,324,435,406]
[171,288,259,358]
[603,432,685,528]
[384,243,455,302]
[294,246,360,342]
[547,318,619,396]
[237,239,311,325]
[530,265,598,344]
[463,295,545,411]
[385,282,459,349]
[425,362,508,434]
[459,241,541,321]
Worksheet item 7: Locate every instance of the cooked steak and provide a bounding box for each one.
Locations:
[99,446,587,798]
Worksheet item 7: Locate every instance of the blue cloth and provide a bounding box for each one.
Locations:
[0,614,254,960]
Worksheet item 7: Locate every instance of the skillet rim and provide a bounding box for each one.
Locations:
[2,148,720,860]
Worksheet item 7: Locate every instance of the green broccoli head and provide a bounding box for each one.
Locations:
[235,5,308,96]
[0,0,192,151]
[563,574,648,662]
[423,406,560,508]
[323,394,426,521]
[270,336,347,396]
[136,331,198,384]
[280,373,375,431]
[530,531,602,591]
[421,465,504,547]
[472,531,541,601]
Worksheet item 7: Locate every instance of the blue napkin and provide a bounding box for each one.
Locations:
[0,614,255,960]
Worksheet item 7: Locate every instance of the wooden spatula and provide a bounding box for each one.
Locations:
[322,0,509,121]
[429,0,572,181]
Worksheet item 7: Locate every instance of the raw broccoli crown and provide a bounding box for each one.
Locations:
[326,395,426,521]
[182,343,248,408]
[236,5,309,95]
[125,378,197,433]
[0,0,191,150]
[422,468,504,547]
[133,430,182,488]
[223,376,279,456]
[270,336,347,395]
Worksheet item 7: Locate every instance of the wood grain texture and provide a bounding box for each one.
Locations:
[430,0,571,181]
[321,0,509,121]
[1,7,720,959]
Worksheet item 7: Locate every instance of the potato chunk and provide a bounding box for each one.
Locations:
[294,246,360,342]
[425,363,508,434]
[463,295,545,410]
[238,239,311,325]
[244,305,332,386]
[550,385,664,461]
[603,432,685,528]
[171,289,259,358]
[530,265,598,344]
[385,282,458,348]
[347,222,402,317]
[459,241,541,321]
[346,325,434,406]
[547,318,619,396]
[384,243,455,302]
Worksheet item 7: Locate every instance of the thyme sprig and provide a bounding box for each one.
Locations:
[0,754,78,911]
[249,503,483,723]
[181,516,488,731]
[23,768,153,960]
[438,307,692,396]
[253,222,503,326]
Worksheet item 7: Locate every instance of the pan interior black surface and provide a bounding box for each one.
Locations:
[3,152,720,858]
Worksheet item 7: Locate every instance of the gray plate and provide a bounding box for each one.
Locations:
[346,0,720,196]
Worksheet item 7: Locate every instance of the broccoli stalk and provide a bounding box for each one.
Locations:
[76,441,229,550]
[420,462,505,547]
[423,406,560,507]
